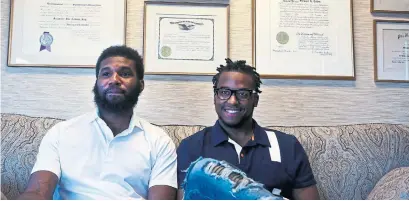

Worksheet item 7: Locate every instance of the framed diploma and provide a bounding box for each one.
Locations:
[143,1,229,75]
[7,0,126,67]
[371,0,409,13]
[373,20,409,82]
[253,0,355,80]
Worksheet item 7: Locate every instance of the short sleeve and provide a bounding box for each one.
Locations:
[292,137,316,189]
[149,135,178,189]
[31,124,62,178]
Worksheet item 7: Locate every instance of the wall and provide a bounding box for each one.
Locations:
[1,0,408,126]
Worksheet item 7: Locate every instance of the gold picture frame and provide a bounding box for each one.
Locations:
[371,0,409,14]
[7,0,127,68]
[143,1,230,75]
[373,20,409,83]
[252,0,356,80]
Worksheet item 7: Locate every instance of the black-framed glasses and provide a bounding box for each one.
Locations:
[214,88,257,101]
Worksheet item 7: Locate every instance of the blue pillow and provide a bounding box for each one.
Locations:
[181,157,284,200]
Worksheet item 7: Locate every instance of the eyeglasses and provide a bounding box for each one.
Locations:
[214,88,257,101]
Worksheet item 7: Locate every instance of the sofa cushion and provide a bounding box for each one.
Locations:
[366,167,409,200]
[266,124,409,200]
[158,124,205,147]
[1,114,62,199]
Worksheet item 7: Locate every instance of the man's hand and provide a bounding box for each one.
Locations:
[18,171,58,200]
[177,189,184,200]
[148,185,177,200]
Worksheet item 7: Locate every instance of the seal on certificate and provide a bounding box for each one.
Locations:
[161,46,172,57]
[39,31,53,52]
[178,22,195,31]
[276,31,289,45]
[170,21,203,31]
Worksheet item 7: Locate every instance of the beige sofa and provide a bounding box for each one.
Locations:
[1,113,409,200]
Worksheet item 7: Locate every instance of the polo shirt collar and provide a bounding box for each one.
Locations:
[89,108,143,131]
[253,122,271,147]
[211,119,271,147]
[211,120,228,146]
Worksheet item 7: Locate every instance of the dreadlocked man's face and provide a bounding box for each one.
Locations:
[214,71,259,128]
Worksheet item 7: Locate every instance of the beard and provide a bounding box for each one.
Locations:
[93,82,142,113]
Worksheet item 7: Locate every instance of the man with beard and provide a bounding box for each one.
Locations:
[176,59,319,200]
[18,45,177,200]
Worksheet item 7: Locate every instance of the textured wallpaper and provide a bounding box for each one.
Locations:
[1,0,408,126]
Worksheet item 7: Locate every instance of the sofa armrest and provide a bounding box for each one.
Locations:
[366,167,409,200]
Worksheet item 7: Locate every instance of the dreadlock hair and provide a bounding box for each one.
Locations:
[212,58,262,93]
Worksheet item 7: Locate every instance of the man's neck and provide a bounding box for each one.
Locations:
[98,108,133,136]
[219,119,254,147]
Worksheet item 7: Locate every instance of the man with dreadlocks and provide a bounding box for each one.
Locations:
[176,59,319,200]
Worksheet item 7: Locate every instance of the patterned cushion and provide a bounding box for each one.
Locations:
[266,125,409,200]
[366,167,409,200]
[158,124,205,147]
[1,113,409,200]
[1,114,62,200]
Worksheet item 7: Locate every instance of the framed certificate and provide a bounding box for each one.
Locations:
[373,20,409,82]
[371,0,409,13]
[252,0,355,80]
[143,1,229,75]
[7,0,126,67]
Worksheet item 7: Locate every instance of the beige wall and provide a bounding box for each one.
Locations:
[1,0,408,126]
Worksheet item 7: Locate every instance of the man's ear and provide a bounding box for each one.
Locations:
[253,94,259,107]
[139,80,145,92]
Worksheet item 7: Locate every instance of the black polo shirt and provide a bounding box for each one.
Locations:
[177,120,316,199]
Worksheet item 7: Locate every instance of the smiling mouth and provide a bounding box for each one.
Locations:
[224,109,241,114]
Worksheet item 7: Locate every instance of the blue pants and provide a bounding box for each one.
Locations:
[181,157,284,200]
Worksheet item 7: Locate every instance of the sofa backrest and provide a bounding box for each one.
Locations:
[2,113,409,200]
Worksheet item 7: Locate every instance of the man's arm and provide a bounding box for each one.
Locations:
[293,185,319,200]
[291,136,319,199]
[19,124,61,200]
[18,171,58,200]
[148,185,177,200]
